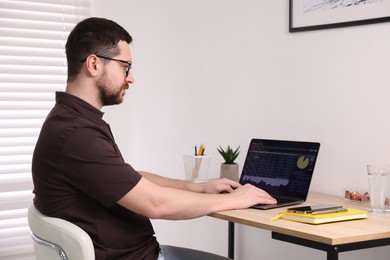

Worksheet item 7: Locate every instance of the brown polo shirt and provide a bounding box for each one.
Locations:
[32,92,159,260]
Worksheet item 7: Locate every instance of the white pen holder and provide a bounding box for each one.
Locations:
[183,155,211,182]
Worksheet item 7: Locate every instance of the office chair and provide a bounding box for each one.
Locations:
[27,205,95,260]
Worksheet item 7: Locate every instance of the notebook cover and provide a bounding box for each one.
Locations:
[280,208,368,225]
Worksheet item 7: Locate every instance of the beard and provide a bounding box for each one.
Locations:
[96,70,129,106]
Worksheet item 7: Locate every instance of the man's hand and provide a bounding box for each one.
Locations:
[199,178,241,194]
[229,183,277,208]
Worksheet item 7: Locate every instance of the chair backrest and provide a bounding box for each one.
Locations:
[27,205,95,260]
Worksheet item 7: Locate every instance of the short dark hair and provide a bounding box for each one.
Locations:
[65,17,133,82]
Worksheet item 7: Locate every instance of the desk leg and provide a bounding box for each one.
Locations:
[228,222,234,259]
[327,248,339,260]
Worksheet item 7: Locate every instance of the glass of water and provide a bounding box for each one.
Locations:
[367,164,390,213]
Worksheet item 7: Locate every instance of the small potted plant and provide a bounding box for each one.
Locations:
[217,145,240,181]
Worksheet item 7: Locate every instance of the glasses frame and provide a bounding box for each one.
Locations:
[79,54,131,78]
[95,55,132,77]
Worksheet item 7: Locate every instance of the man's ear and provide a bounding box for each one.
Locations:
[84,55,99,77]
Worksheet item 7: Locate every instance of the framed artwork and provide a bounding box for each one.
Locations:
[289,0,390,32]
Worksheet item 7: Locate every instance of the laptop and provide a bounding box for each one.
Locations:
[239,138,320,210]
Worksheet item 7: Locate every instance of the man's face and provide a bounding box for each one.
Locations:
[96,41,133,106]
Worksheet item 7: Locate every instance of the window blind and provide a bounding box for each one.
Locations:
[0,1,90,259]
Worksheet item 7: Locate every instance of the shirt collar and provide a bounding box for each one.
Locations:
[55,91,105,125]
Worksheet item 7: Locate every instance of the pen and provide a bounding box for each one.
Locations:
[197,144,204,156]
[193,144,205,178]
[270,212,286,221]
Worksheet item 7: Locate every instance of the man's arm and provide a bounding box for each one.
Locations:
[117,176,277,220]
[139,171,240,194]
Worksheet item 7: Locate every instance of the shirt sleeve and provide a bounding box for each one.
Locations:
[58,125,141,207]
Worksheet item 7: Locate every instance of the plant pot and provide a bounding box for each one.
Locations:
[220,163,239,181]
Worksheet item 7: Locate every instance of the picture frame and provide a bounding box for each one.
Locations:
[289,0,390,32]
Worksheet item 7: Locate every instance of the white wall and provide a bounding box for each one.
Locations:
[92,1,390,259]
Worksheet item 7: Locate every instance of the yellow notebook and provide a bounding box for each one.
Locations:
[279,208,368,225]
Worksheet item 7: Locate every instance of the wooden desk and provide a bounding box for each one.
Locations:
[209,192,390,260]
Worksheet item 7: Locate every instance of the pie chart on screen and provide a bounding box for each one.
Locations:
[297,156,309,169]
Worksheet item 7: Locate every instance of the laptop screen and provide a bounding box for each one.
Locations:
[239,139,320,200]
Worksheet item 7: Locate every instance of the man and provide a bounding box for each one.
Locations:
[32,17,276,260]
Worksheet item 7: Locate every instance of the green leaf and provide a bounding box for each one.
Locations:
[216,145,240,164]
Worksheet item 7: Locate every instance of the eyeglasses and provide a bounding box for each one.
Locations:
[79,54,131,78]
[95,55,132,77]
